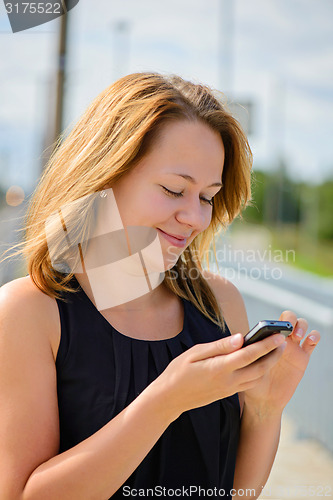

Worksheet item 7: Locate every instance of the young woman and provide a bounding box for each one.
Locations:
[0,73,320,499]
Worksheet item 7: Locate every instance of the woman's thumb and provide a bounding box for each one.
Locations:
[189,333,243,362]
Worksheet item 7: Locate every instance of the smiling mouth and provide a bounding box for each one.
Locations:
[156,228,189,247]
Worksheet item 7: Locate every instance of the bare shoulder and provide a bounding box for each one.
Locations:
[202,269,249,335]
[0,276,61,496]
[0,276,60,360]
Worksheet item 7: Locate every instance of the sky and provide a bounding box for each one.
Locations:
[0,0,332,192]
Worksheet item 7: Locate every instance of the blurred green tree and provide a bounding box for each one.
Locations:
[243,167,333,242]
[317,178,333,240]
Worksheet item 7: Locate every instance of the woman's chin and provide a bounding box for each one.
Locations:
[162,257,180,273]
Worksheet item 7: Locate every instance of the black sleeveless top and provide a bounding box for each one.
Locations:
[56,281,240,499]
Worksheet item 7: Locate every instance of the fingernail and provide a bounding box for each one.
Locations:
[309,335,317,343]
[295,328,304,339]
[231,333,242,347]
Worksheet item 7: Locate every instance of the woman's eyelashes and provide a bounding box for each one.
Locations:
[161,186,214,206]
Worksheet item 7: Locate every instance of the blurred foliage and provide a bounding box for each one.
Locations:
[244,164,333,242]
[317,180,333,240]
[269,224,333,277]
[236,165,333,276]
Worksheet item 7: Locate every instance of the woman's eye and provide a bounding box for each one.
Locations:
[201,197,214,206]
[161,186,183,197]
[161,186,213,206]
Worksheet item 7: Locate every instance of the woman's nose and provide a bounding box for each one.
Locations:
[174,198,209,232]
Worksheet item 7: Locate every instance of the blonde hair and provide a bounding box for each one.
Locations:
[21,72,252,330]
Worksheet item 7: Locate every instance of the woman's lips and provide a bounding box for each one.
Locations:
[156,228,188,247]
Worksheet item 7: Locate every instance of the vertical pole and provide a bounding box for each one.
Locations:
[54,5,68,142]
[41,3,68,171]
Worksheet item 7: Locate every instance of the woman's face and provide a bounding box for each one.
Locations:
[111,120,225,270]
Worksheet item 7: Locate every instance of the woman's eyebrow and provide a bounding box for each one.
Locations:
[167,173,223,188]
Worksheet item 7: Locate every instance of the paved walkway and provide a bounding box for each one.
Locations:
[259,414,333,499]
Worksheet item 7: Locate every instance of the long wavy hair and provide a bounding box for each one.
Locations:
[20,72,252,330]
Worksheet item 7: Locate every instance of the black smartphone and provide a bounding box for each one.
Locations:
[243,320,293,347]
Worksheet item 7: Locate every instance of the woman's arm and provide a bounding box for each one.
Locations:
[0,276,287,500]
[232,404,282,499]
[23,375,176,500]
[0,278,177,500]
[234,311,320,499]
[203,271,282,497]
[204,271,320,499]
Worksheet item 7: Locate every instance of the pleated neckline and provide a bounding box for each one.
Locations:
[73,276,188,343]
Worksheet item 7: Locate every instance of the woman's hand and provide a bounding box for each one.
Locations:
[241,310,320,418]
[155,332,287,419]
